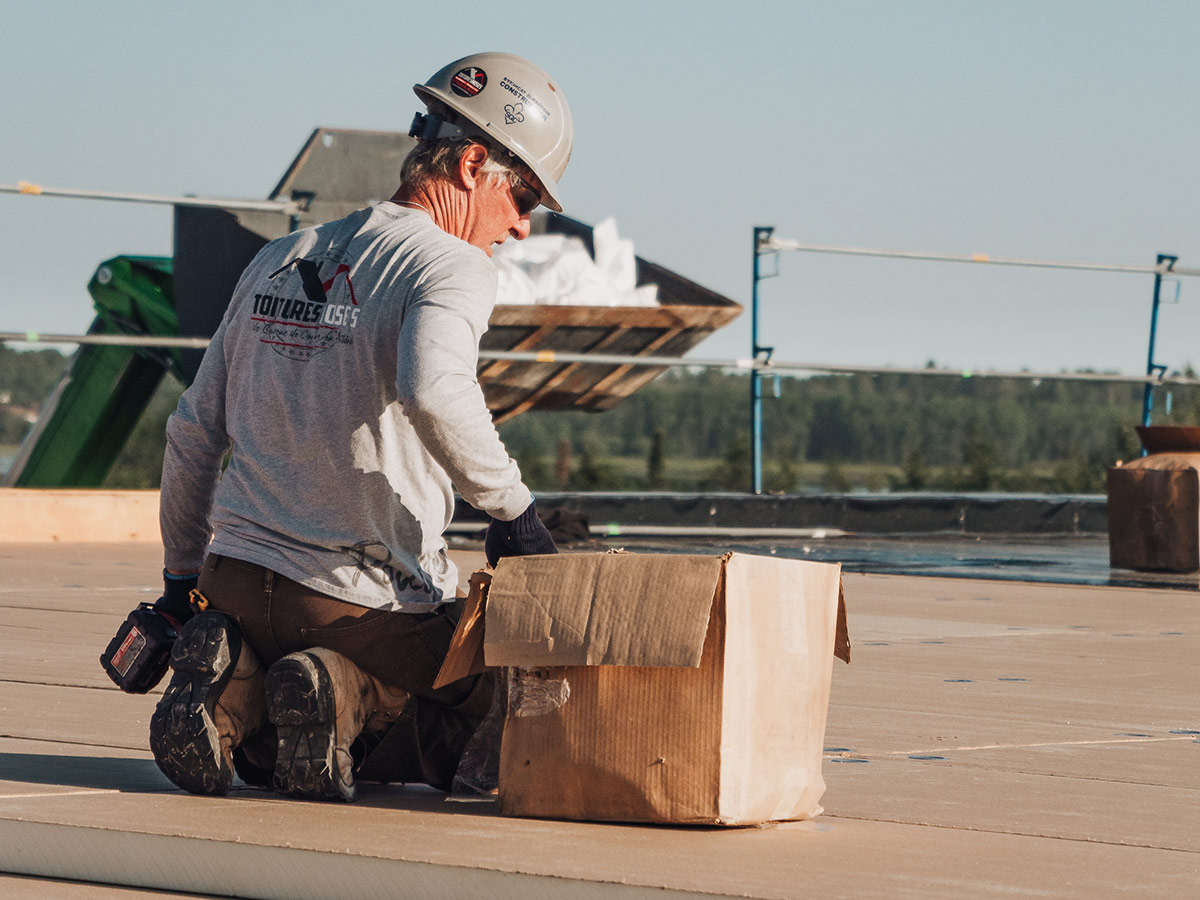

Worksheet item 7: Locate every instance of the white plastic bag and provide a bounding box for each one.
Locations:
[493,217,659,307]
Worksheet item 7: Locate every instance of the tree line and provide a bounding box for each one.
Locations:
[3,346,1187,493]
[497,367,1165,494]
[0,347,70,443]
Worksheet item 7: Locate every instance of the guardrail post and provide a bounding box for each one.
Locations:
[1141,253,1178,442]
[751,227,775,493]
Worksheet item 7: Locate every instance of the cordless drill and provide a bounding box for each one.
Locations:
[99,571,198,693]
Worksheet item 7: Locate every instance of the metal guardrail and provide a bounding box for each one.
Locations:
[2,331,1197,387]
[0,332,213,349]
[750,229,1200,490]
[759,236,1200,278]
[6,180,1198,490]
[0,181,299,215]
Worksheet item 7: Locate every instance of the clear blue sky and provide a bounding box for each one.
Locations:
[3,0,1198,376]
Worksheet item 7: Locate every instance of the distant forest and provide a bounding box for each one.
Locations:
[498,367,1157,494]
[2,345,1189,493]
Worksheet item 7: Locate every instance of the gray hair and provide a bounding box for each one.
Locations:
[400,137,527,193]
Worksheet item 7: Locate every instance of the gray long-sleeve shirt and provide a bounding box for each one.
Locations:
[160,202,532,611]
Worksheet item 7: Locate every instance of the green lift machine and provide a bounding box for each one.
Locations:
[6,256,181,486]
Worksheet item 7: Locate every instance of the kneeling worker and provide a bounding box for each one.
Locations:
[146,52,569,800]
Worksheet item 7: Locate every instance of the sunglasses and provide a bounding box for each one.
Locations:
[509,176,542,217]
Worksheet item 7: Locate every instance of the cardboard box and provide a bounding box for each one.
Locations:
[1108,453,1200,572]
[438,551,849,826]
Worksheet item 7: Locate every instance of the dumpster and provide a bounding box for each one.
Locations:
[482,212,740,421]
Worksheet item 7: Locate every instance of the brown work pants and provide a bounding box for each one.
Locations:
[197,553,493,790]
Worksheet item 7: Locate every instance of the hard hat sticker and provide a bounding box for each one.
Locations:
[500,77,550,122]
[451,67,487,97]
[504,103,525,125]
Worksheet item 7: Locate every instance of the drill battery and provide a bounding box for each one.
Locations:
[100,603,180,694]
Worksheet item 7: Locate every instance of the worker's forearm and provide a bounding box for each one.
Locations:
[160,323,231,571]
[396,282,530,520]
[400,376,532,520]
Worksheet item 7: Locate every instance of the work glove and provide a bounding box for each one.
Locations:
[485,500,558,567]
[154,570,200,623]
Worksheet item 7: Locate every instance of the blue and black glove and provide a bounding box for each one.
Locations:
[485,501,558,567]
[154,570,200,623]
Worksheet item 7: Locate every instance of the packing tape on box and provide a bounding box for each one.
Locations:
[509,666,570,717]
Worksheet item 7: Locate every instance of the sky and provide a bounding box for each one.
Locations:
[2,0,1199,378]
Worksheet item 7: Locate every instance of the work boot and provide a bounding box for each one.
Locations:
[266,647,409,802]
[149,612,268,796]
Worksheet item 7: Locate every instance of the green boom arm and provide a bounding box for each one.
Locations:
[8,256,181,487]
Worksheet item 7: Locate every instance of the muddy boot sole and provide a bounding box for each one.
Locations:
[148,613,240,795]
[267,653,356,802]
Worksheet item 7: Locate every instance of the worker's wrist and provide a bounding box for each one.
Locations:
[506,501,544,537]
[155,569,199,622]
[488,488,535,524]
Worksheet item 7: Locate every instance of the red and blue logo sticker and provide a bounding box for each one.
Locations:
[451,67,487,97]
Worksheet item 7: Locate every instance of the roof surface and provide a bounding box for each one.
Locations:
[1,540,1196,898]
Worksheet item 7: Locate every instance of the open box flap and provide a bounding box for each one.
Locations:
[484,553,724,668]
[835,579,850,664]
[432,570,491,690]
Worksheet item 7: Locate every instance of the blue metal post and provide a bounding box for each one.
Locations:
[751,227,774,493]
[1141,254,1177,434]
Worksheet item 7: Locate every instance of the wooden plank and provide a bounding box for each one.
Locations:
[574,328,684,407]
[478,304,741,417]
[478,324,556,381]
[487,304,739,331]
[491,326,637,423]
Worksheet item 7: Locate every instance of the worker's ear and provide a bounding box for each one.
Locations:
[458,143,491,193]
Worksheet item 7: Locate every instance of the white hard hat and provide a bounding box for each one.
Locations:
[411,52,573,212]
